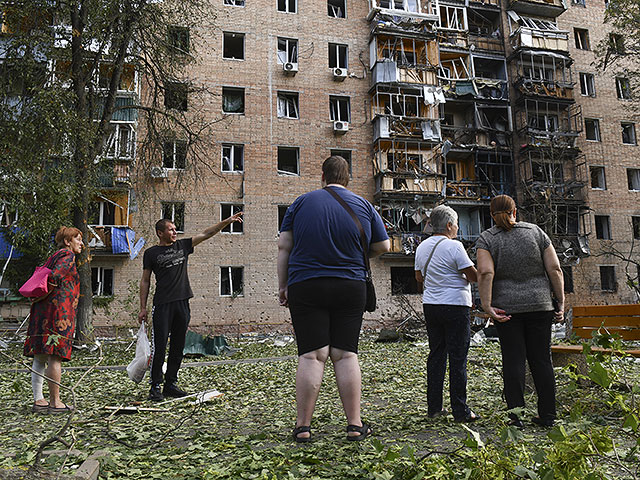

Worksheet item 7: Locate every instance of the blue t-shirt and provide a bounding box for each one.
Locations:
[280,186,388,286]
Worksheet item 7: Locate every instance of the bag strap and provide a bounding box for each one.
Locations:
[44,250,65,269]
[422,237,447,277]
[324,187,371,276]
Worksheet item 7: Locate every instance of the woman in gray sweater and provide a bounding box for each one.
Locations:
[476,195,564,427]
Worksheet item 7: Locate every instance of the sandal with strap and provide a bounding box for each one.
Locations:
[292,425,311,443]
[346,422,372,442]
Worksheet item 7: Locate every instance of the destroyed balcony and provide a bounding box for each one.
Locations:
[515,100,582,146]
[446,180,490,200]
[371,60,439,86]
[519,147,587,201]
[373,115,442,141]
[375,171,444,198]
[87,225,144,258]
[508,0,566,18]
[437,30,468,49]
[97,160,132,187]
[441,125,511,149]
[367,0,439,24]
[509,27,569,52]
[440,78,508,100]
[469,0,501,7]
[468,33,504,53]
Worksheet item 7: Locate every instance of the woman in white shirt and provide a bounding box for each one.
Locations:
[414,205,479,422]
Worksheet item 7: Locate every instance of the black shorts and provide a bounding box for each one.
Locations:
[288,277,366,356]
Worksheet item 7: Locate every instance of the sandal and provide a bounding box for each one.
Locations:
[32,403,49,414]
[346,422,372,442]
[48,403,74,414]
[292,425,311,443]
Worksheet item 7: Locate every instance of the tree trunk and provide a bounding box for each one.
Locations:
[73,153,94,344]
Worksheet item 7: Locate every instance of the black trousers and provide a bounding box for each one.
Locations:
[495,311,556,421]
[151,299,190,386]
[423,304,471,419]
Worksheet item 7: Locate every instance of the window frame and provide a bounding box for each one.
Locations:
[627,168,640,191]
[622,122,637,145]
[221,204,244,233]
[162,139,187,170]
[276,91,300,119]
[330,149,353,176]
[616,77,632,100]
[220,266,244,297]
[632,216,640,240]
[223,31,245,60]
[329,95,351,122]
[599,265,617,292]
[579,72,595,97]
[222,86,245,114]
[328,43,348,69]
[168,25,190,53]
[161,201,185,232]
[164,82,188,111]
[221,143,244,172]
[277,0,297,14]
[277,37,298,64]
[589,165,606,190]
[223,0,245,6]
[594,215,612,240]
[574,28,590,50]
[328,0,346,18]
[277,146,300,176]
[584,118,601,142]
[91,266,114,297]
[105,123,136,159]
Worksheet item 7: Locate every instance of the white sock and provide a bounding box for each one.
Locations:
[32,355,47,402]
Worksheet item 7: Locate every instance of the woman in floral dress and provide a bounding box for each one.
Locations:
[24,226,83,413]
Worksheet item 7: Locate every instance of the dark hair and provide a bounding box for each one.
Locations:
[55,226,82,248]
[490,195,517,231]
[155,218,174,235]
[322,155,350,187]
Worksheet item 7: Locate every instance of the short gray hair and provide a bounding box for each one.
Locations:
[429,205,458,233]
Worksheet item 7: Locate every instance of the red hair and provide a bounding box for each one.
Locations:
[55,226,82,248]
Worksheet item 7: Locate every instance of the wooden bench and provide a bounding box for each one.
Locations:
[551,304,640,358]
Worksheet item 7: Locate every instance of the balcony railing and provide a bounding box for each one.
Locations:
[441,125,511,148]
[373,116,441,141]
[375,171,445,197]
[468,34,504,53]
[508,0,566,17]
[371,60,438,86]
[510,27,569,52]
[446,180,491,199]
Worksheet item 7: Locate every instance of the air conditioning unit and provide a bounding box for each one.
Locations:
[332,67,347,81]
[283,62,298,74]
[150,166,168,179]
[333,121,349,133]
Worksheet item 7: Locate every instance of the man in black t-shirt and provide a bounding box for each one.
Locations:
[139,214,243,401]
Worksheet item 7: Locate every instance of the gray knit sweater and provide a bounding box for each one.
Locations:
[476,222,554,314]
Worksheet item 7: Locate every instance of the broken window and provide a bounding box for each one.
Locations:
[556,207,579,235]
[163,139,187,169]
[277,146,299,175]
[161,202,185,232]
[590,166,606,189]
[562,266,574,293]
[600,265,616,291]
[622,122,637,145]
[532,161,563,184]
[168,26,190,53]
[574,28,590,50]
[579,73,595,96]
[329,96,350,122]
[328,43,348,69]
[616,77,632,100]
[439,5,466,31]
[627,168,640,190]
[220,266,244,296]
[277,37,298,64]
[328,0,345,17]
[330,149,352,175]
[224,0,245,5]
[595,215,611,240]
[278,205,290,231]
[391,267,421,295]
[164,82,188,111]
[89,200,116,226]
[98,63,136,91]
[277,0,296,13]
[223,32,244,60]
[632,216,640,240]
[221,204,244,233]
[106,124,135,158]
[529,113,558,132]
[609,33,625,54]
[584,118,600,142]
[277,91,299,119]
[91,267,114,297]
[378,0,419,11]
[222,87,245,114]
[222,144,244,172]
[523,64,554,82]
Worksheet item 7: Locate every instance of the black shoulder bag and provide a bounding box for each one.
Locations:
[324,187,377,312]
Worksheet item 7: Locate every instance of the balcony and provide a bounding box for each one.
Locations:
[373,115,441,141]
[371,60,439,86]
[367,0,439,24]
[508,0,566,18]
[510,27,569,52]
[87,225,143,257]
[375,171,444,198]
[515,100,582,146]
[469,34,504,53]
[446,180,491,200]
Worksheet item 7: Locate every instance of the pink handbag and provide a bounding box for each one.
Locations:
[19,265,53,298]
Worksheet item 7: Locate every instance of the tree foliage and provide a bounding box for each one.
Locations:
[0,0,217,341]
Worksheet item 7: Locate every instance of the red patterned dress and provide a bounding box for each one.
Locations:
[23,249,80,361]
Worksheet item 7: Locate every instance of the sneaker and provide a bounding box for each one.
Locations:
[163,383,188,398]
[148,384,164,401]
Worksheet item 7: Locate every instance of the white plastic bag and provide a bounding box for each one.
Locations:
[127,323,151,383]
